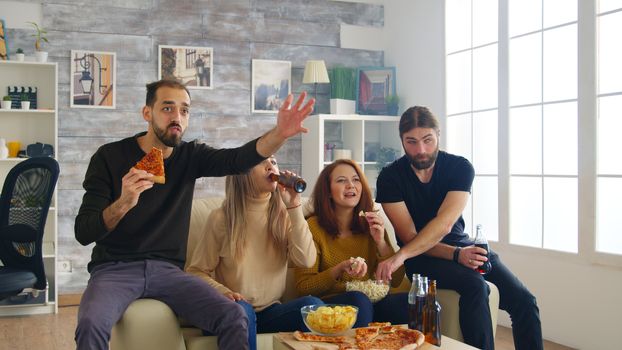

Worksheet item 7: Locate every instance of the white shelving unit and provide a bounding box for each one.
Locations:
[0,60,58,315]
[301,114,403,196]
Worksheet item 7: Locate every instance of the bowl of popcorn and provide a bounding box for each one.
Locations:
[345,279,390,303]
[301,304,358,336]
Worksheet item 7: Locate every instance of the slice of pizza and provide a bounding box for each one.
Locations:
[355,326,380,345]
[292,331,348,344]
[368,322,391,328]
[134,147,165,184]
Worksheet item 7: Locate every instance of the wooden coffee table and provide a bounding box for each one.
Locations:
[272,332,478,349]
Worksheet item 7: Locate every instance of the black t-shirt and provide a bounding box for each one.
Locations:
[375,151,474,247]
[74,132,265,272]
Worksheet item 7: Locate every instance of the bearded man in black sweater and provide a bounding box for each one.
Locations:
[74,80,315,350]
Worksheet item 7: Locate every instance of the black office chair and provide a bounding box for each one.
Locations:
[0,157,59,300]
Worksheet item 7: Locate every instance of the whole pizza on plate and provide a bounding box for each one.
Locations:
[293,323,424,350]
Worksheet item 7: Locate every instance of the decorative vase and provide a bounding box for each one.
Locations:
[35,51,48,63]
[21,101,31,110]
[0,139,8,160]
[1,100,11,110]
[330,99,356,115]
[15,53,25,62]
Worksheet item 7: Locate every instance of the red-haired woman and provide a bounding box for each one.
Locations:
[295,159,409,327]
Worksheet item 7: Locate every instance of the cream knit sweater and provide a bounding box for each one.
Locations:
[186,195,316,311]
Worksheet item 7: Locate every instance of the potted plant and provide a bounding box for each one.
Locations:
[2,95,12,110]
[328,67,356,114]
[28,21,49,62]
[15,48,25,62]
[20,93,31,110]
[386,94,400,116]
[375,147,400,172]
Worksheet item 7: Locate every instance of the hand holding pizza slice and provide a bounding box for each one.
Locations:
[134,147,166,184]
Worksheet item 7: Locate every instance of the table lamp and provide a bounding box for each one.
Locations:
[302,60,330,101]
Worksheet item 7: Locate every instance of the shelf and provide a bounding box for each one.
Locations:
[0,60,56,67]
[0,109,55,114]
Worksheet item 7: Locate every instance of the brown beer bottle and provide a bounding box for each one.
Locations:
[269,172,307,193]
[423,280,442,346]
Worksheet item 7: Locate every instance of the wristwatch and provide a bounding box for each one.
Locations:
[453,246,462,263]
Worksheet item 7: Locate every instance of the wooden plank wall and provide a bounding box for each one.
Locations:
[6,0,384,293]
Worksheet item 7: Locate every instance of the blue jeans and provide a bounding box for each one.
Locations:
[405,251,543,350]
[323,291,409,328]
[205,295,323,350]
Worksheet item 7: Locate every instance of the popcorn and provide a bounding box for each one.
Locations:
[346,279,390,303]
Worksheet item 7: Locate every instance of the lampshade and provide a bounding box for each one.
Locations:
[303,60,330,84]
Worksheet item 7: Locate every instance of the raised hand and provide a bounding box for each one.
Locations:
[276,92,315,139]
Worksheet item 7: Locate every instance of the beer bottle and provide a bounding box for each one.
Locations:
[423,279,442,346]
[407,274,420,329]
[414,275,427,332]
[269,172,307,193]
[474,224,492,274]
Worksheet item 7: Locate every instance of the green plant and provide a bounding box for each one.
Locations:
[385,94,400,116]
[21,93,30,101]
[3,95,11,101]
[16,48,24,54]
[375,147,400,171]
[27,21,48,51]
[329,67,356,100]
[386,94,400,106]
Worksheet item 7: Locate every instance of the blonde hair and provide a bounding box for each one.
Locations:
[222,171,290,261]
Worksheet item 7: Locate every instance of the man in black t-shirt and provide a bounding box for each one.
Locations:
[375,106,542,350]
[73,80,315,350]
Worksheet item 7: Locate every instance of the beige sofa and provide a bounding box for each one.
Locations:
[110,198,499,350]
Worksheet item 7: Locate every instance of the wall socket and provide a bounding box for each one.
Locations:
[58,260,72,272]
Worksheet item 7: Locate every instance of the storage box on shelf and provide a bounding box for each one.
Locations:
[0,60,58,315]
[301,114,403,195]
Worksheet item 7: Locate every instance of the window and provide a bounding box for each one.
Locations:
[446,0,499,240]
[597,3,622,255]
[509,0,578,252]
[446,0,585,253]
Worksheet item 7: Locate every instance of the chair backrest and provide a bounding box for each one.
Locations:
[0,157,60,290]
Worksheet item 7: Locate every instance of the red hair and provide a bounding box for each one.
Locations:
[311,159,375,238]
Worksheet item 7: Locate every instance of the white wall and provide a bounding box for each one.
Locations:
[344,1,622,349]
[0,1,42,29]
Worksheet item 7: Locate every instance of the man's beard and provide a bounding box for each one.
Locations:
[407,146,439,170]
[153,120,183,147]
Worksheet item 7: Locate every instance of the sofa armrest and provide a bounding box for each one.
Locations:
[110,299,186,350]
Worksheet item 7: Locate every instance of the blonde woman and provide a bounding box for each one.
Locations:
[186,156,322,350]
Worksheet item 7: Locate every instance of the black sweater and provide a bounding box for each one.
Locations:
[74,132,265,272]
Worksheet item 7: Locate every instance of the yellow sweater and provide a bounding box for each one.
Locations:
[295,216,404,299]
[186,195,316,311]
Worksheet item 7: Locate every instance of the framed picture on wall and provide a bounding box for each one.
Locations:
[251,59,291,114]
[158,45,213,89]
[0,19,8,60]
[356,66,397,115]
[70,50,116,109]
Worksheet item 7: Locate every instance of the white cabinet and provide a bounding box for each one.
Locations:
[301,114,403,196]
[0,61,58,315]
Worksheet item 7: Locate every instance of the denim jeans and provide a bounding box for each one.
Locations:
[204,295,323,350]
[405,251,543,350]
